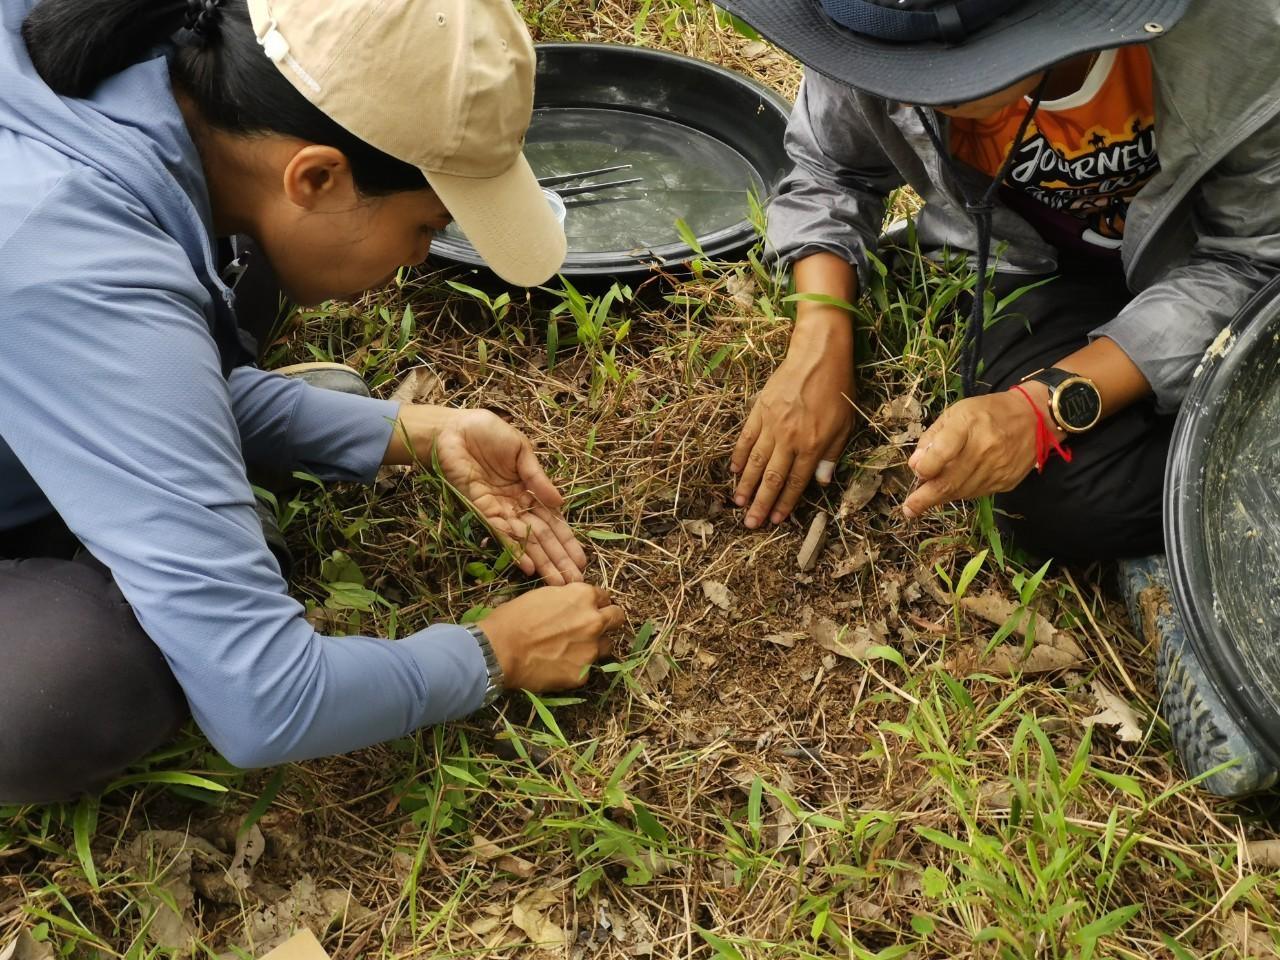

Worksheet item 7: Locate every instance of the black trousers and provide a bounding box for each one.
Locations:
[0,515,190,804]
[975,259,1173,562]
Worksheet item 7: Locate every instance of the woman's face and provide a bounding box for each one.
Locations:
[252,145,453,306]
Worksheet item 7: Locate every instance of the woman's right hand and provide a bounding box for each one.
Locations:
[480,583,625,692]
[730,350,856,529]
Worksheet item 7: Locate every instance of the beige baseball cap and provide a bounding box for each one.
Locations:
[245,0,567,288]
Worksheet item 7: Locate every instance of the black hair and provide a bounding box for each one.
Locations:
[22,0,428,197]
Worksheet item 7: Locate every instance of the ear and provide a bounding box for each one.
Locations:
[281,145,357,211]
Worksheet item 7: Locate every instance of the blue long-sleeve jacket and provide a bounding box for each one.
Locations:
[0,0,487,767]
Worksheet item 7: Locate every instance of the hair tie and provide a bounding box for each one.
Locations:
[185,0,226,45]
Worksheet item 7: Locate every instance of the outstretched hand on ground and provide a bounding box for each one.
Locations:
[730,252,860,529]
[730,351,855,529]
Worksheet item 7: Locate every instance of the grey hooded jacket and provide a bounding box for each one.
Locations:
[767,0,1280,412]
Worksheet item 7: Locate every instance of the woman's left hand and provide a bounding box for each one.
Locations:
[902,389,1046,519]
[398,406,588,585]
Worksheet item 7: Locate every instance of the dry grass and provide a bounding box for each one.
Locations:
[3,3,1280,959]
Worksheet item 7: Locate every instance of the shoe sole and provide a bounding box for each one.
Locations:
[272,361,362,376]
[1122,556,1279,797]
[1157,635,1280,797]
[271,362,371,400]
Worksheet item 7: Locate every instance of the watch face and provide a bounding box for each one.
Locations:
[1056,379,1102,431]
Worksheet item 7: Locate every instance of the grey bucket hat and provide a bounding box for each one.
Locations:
[717,0,1191,106]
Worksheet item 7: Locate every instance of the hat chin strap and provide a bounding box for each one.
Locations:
[819,0,1024,43]
[912,71,1051,398]
[933,4,965,43]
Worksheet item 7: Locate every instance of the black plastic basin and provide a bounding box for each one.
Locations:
[430,43,791,281]
[1165,277,1280,766]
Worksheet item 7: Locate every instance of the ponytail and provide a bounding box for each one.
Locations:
[21,0,427,197]
[23,0,188,99]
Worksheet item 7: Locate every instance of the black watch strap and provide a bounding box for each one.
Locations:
[1022,366,1075,392]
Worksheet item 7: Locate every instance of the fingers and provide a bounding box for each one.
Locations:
[817,432,847,484]
[768,448,821,526]
[909,416,968,481]
[903,396,1042,519]
[562,525,589,574]
[526,512,584,585]
[544,507,588,573]
[512,549,538,579]
[598,603,626,634]
[568,583,624,661]
[903,476,946,519]
[903,473,976,519]
[814,433,850,489]
[733,426,776,517]
[514,503,586,583]
[732,418,774,511]
[573,583,623,627]
[515,442,587,578]
[529,508,584,583]
[744,443,793,530]
[733,424,771,510]
[516,441,565,509]
[511,527,564,585]
[735,405,851,527]
[595,599,625,659]
[730,407,762,477]
[579,584,621,625]
[903,456,991,518]
[482,483,585,584]
[495,510,578,586]
[768,430,849,527]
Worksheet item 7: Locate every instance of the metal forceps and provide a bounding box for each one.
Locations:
[537,164,644,205]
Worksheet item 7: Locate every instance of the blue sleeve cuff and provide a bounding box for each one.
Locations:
[287,386,400,484]
[400,622,490,724]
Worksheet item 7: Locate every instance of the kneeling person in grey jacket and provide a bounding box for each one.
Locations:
[720,0,1280,794]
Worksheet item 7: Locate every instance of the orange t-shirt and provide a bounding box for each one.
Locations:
[950,46,1158,254]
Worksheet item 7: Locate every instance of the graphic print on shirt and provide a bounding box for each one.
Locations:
[1006,116,1157,247]
[951,46,1159,251]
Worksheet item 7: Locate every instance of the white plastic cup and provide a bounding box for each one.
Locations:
[542,187,568,226]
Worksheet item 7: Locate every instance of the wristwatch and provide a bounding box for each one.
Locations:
[465,623,506,707]
[1019,367,1103,434]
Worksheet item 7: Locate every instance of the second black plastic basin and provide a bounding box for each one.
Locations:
[431,42,792,281]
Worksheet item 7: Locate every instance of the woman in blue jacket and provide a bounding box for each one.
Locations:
[0,0,623,803]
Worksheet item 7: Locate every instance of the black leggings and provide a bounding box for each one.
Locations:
[0,515,189,804]
[975,260,1173,562]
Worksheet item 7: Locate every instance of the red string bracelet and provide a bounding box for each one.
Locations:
[1010,385,1073,473]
